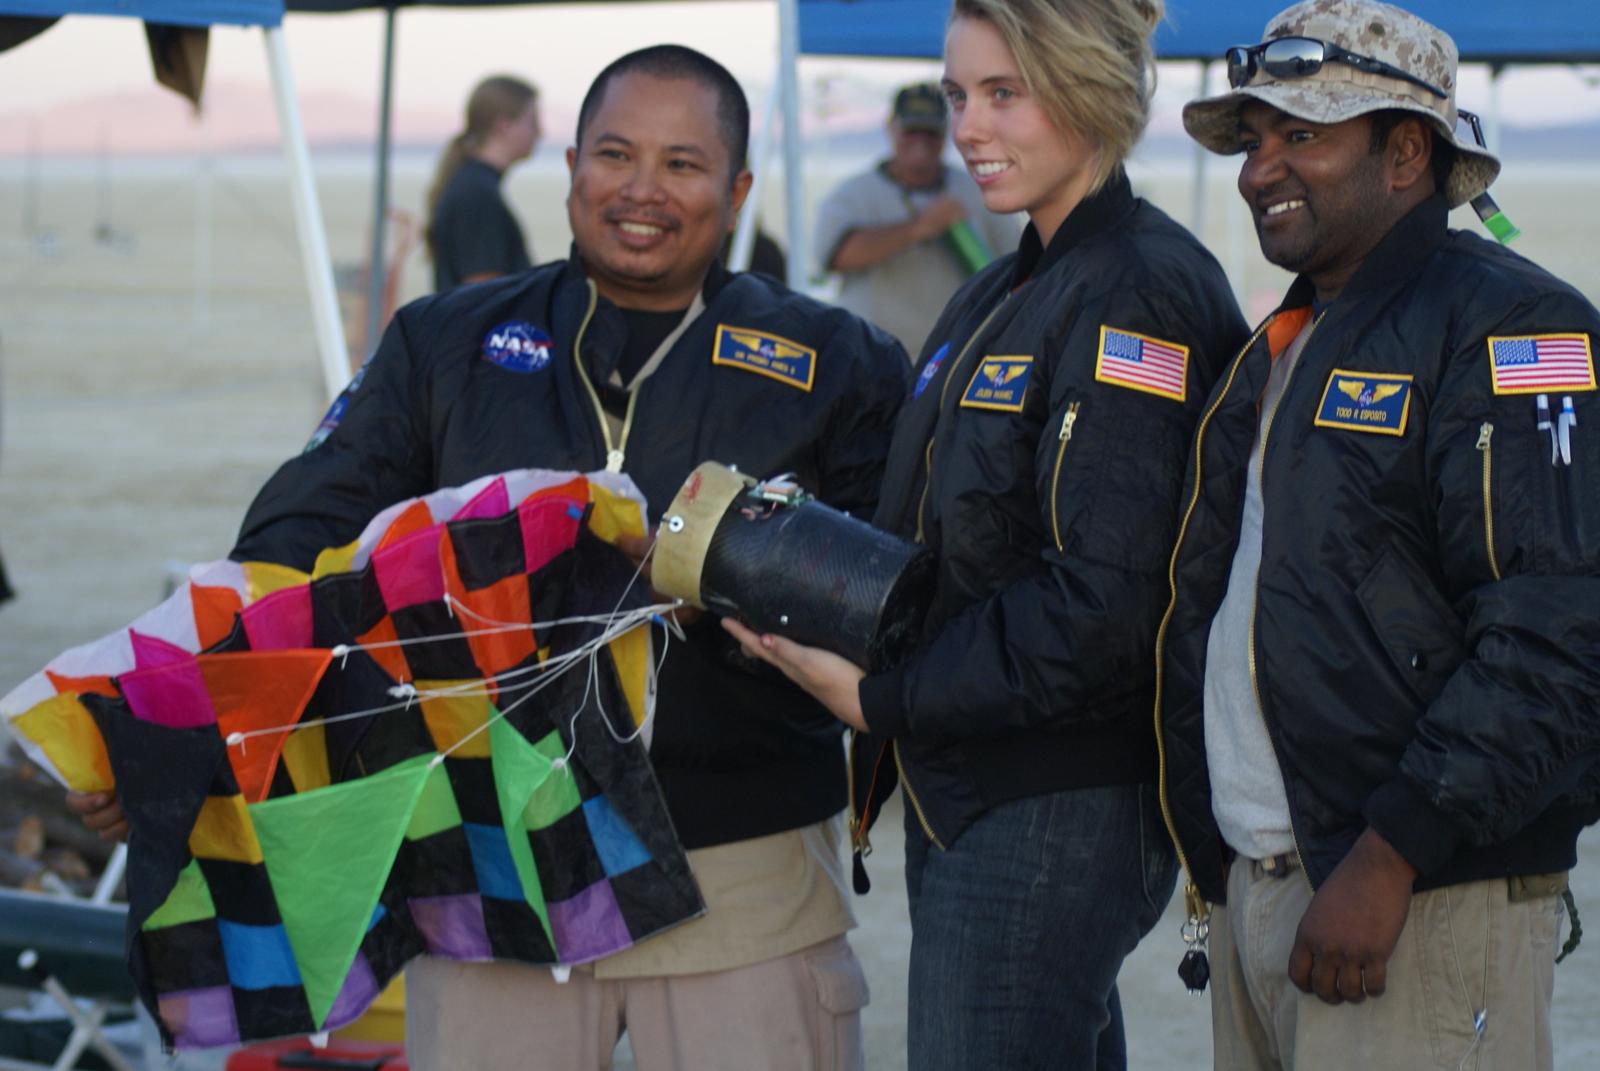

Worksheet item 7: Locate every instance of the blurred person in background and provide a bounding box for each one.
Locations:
[813,82,1020,357]
[728,0,1247,1066]
[427,74,541,292]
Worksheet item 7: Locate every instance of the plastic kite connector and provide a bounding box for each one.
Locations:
[550,965,572,984]
[225,732,247,748]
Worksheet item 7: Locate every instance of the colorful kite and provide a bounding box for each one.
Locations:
[0,469,703,1049]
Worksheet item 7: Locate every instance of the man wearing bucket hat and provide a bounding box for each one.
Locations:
[1156,0,1600,1065]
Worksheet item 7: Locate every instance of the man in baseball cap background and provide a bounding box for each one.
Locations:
[1157,1,1600,1067]
[813,81,1019,357]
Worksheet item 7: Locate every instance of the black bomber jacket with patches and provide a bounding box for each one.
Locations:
[852,171,1248,856]
[1158,195,1600,905]
[234,254,909,851]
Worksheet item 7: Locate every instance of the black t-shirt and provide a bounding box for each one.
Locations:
[594,306,691,416]
[430,158,533,292]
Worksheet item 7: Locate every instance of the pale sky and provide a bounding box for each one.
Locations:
[4,3,1599,138]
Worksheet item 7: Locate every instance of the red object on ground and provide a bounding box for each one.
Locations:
[225,1038,408,1070]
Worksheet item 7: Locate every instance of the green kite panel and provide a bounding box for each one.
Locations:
[251,753,434,1027]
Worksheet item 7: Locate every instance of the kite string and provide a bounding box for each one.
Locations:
[566,535,675,760]
[330,606,648,662]
[435,600,661,769]
[553,606,681,770]
[412,524,667,714]
[469,535,665,769]
[333,526,681,657]
[228,530,678,769]
[223,598,672,748]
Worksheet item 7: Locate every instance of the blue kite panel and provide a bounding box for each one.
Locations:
[798,0,1600,63]
[0,0,282,29]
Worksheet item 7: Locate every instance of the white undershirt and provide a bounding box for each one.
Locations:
[1202,317,1315,861]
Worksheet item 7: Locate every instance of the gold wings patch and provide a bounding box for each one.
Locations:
[1337,379,1402,404]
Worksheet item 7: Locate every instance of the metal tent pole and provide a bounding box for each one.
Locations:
[264,25,352,402]
[729,81,779,273]
[362,6,399,356]
[777,0,807,289]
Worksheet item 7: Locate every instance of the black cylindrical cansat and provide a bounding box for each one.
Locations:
[653,462,934,672]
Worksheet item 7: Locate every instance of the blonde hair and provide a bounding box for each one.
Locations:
[950,0,1162,193]
[426,75,539,258]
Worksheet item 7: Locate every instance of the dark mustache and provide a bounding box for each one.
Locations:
[603,209,678,230]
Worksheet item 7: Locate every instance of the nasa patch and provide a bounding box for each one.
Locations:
[960,355,1033,412]
[303,395,348,453]
[481,321,555,373]
[914,342,950,400]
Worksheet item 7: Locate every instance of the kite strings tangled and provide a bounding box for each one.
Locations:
[224,537,681,778]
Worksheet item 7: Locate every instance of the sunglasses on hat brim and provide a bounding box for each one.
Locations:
[1225,36,1447,101]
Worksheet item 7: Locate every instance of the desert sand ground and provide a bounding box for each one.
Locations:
[1,155,1598,1068]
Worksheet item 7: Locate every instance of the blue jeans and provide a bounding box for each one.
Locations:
[903,782,1177,1071]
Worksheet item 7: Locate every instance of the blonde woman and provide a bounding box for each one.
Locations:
[726,0,1247,1065]
[426,75,540,291]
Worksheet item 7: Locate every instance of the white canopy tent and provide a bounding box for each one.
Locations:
[0,0,353,401]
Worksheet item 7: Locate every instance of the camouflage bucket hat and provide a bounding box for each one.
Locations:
[1182,0,1500,207]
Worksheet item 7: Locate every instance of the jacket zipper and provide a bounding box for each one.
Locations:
[894,739,946,849]
[901,295,1015,845]
[914,297,1013,543]
[1152,318,1271,917]
[1244,311,1325,889]
[1476,422,1501,581]
[1049,401,1082,551]
[567,281,638,473]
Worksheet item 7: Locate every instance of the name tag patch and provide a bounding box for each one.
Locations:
[960,356,1032,412]
[1314,370,1414,436]
[713,325,816,391]
[1487,333,1595,395]
[482,321,554,373]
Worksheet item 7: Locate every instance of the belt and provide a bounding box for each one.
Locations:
[1249,852,1300,880]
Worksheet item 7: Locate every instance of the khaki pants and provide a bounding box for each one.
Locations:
[404,935,868,1071]
[1211,858,1565,1070]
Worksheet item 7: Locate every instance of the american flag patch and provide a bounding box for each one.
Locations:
[1094,326,1189,402]
[1487,333,1595,395]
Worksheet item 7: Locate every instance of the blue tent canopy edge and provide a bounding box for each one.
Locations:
[797,0,1600,64]
[0,0,281,29]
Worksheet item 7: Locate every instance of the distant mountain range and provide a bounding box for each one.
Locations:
[2,81,1596,160]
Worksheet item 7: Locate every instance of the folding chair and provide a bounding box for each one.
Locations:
[0,845,137,1071]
